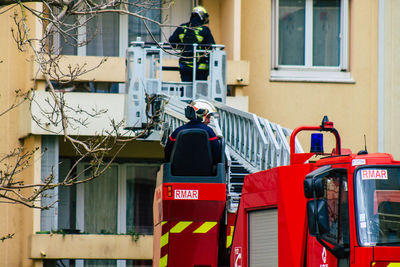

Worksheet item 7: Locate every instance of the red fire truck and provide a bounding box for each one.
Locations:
[153,117,400,267]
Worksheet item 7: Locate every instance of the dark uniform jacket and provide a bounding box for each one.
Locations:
[168,17,215,70]
[164,120,220,164]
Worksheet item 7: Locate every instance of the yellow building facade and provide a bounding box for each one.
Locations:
[205,0,380,156]
[239,0,379,155]
[0,0,399,266]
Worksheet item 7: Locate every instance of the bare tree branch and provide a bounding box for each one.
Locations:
[0,0,177,240]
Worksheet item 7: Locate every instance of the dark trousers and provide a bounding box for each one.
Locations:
[179,63,209,82]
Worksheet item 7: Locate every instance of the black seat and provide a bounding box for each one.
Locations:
[170,129,214,176]
[378,201,400,232]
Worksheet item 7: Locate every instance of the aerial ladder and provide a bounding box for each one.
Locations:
[124,39,303,211]
[124,40,303,267]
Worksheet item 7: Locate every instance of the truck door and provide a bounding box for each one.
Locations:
[306,168,350,267]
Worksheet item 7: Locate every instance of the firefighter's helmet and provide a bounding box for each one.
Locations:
[184,99,218,122]
[187,99,218,122]
[192,6,209,24]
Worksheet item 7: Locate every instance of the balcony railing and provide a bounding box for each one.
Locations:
[32,55,249,88]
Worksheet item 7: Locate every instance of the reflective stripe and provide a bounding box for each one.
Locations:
[160,232,169,248]
[194,27,203,43]
[171,135,215,142]
[226,235,233,248]
[226,226,234,248]
[181,62,209,70]
[160,254,168,267]
[170,221,193,233]
[159,221,169,267]
[193,221,217,233]
[198,63,208,70]
[178,27,204,44]
[372,263,400,267]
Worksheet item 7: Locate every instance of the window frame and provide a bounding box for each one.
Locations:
[76,163,160,234]
[271,0,353,83]
[309,167,349,246]
[354,165,400,247]
[54,0,192,58]
[322,174,349,245]
[53,13,126,57]
[75,163,160,267]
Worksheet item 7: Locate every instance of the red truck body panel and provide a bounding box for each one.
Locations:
[231,164,313,267]
[153,182,226,267]
[231,152,400,267]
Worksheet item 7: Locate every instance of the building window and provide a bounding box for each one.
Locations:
[55,1,162,57]
[58,161,160,266]
[128,1,162,43]
[53,12,119,57]
[271,0,352,82]
[55,0,193,57]
[86,13,120,57]
[73,163,159,236]
[57,15,78,55]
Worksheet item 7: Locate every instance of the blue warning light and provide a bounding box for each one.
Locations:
[310,133,324,153]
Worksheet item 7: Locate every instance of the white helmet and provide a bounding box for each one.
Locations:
[191,99,218,122]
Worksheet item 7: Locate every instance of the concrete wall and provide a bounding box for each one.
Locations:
[382,1,400,159]
[239,0,379,154]
[203,0,241,61]
[30,234,153,260]
[0,4,41,266]
[204,0,380,153]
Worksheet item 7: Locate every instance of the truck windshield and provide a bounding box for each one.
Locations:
[355,166,400,246]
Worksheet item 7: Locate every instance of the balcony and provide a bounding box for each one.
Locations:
[30,234,153,260]
[19,91,126,138]
[32,55,249,86]
[22,54,250,138]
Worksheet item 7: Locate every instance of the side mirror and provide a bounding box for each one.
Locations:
[306,199,329,236]
[304,177,325,198]
[303,165,331,198]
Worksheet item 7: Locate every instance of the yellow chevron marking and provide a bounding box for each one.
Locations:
[388,264,400,267]
[161,221,167,226]
[193,222,217,233]
[226,235,233,248]
[160,254,168,267]
[226,226,234,248]
[170,221,193,233]
[160,232,169,248]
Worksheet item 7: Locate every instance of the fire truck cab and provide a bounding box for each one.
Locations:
[231,117,400,267]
